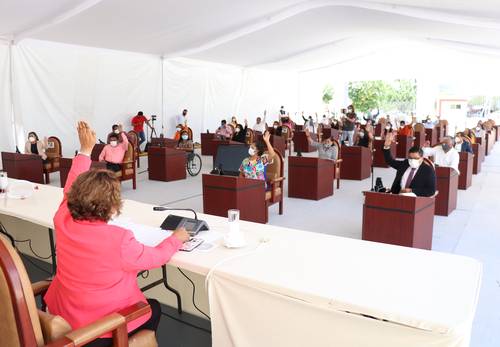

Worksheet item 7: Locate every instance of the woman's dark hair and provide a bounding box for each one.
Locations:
[109,134,118,141]
[254,140,267,156]
[67,169,122,222]
[236,124,243,131]
[28,132,39,141]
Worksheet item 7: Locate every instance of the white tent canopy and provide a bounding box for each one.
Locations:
[1,0,500,153]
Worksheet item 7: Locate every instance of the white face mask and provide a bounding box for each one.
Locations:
[110,140,118,147]
[476,127,481,131]
[235,128,240,133]
[28,136,36,143]
[408,158,421,169]
[454,137,461,144]
[114,129,120,134]
[385,126,391,130]
[273,125,278,129]
[176,127,181,132]
[181,135,188,140]
[248,147,256,156]
[359,132,365,138]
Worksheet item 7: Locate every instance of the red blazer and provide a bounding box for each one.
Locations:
[45,154,182,335]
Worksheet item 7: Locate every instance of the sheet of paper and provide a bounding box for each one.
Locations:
[110,217,172,247]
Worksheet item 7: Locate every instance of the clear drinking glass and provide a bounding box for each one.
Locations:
[0,171,8,194]
[228,209,240,234]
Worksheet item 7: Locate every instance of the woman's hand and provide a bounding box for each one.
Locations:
[263,131,271,143]
[77,121,96,156]
[384,131,395,147]
[173,227,190,243]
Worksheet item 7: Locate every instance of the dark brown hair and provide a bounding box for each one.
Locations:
[67,169,122,222]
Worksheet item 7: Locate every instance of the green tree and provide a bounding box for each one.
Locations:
[322,84,334,105]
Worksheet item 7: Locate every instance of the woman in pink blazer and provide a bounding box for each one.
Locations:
[45,122,189,347]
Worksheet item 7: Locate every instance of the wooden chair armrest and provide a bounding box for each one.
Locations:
[46,302,151,347]
[269,177,285,183]
[335,159,343,163]
[32,280,51,297]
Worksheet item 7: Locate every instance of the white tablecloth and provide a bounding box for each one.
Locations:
[0,180,482,347]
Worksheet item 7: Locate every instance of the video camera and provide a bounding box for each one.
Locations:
[151,115,157,121]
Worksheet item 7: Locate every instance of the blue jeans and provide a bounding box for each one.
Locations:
[137,131,146,145]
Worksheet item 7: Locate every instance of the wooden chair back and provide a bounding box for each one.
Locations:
[116,143,137,189]
[332,138,342,189]
[245,128,254,145]
[264,149,285,216]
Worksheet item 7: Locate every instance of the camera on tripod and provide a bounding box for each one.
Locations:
[151,115,157,121]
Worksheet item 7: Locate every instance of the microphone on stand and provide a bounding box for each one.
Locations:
[153,207,198,220]
[153,207,209,235]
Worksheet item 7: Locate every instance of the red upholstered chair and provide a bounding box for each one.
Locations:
[0,235,157,347]
[265,149,285,219]
[127,131,141,168]
[245,128,255,145]
[43,136,62,184]
[332,139,343,189]
[280,124,294,155]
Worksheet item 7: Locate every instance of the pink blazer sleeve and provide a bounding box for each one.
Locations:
[120,231,183,271]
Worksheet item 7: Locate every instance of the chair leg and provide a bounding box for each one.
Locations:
[133,175,137,190]
[279,199,283,215]
[337,177,340,189]
[44,172,50,184]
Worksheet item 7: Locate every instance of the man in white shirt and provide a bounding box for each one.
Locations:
[253,111,267,133]
[422,136,460,174]
[176,109,188,126]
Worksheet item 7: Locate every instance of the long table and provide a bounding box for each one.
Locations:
[0,179,482,347]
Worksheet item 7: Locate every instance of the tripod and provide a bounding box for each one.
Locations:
[149,117,158,141]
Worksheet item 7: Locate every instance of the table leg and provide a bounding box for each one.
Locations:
[140,265,183,314]
[48,228,57,275]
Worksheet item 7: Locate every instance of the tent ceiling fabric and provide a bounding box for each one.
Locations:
[1,0,500,70]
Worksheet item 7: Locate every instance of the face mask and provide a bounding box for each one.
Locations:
[274,125,278,129]
[476,127,481,131]
[441,144,450,152]
[114,129,120,134]
[176,127,181,132]
[235,128,240,133]
[181,135,188,140]
[408,158,421,169]
[248,147,256,156]
[385,126,391,130]
[323,143,331,148]
[359,132,365,138]
[455,137,461,144]
[110,141,118,147]
[28,136,36,143]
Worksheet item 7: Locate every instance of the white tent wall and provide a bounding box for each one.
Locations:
[0,43,14,155]
[11,39,162,156]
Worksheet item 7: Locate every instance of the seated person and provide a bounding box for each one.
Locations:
[305,128,338,160]
[398,120,413,136]
[383,132,436,197]
[321,114,330,126]
[356,123,374,149]
[215,119,233,139]
[271,121,283,136]
[302,113,315,133]
[99,126,129,172]
[474,121,485,138]
[422,136,460,174]
[239,131,275,182]
[232,120,248,143]
[253,111,267,133]
[281,114,295,130]
[230,116,238,128]
[176,130,193,151]
[45,121,189,347]
[463,128,476,144]
[24,131,48,161]
[173,124,189,140]
[107,124,124,143]
[455,132,473,154]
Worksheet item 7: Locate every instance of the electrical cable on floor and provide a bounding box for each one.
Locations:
[177,267,211,320]
[160,311,211,334]
[12,238,53,259]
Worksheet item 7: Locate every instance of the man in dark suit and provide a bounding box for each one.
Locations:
[455,132,473,154]
[383,132,436,197]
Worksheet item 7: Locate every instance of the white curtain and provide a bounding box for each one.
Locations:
[0,43,15,155]
[11,39,162,156]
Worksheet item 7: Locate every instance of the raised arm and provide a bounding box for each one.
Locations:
[383,132,404,170]
[63,121,95,196]
[119,129,129,150]
[263,131,275,159]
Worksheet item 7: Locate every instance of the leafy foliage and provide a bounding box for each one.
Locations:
[322,84,334,105]
[348,79,417,113]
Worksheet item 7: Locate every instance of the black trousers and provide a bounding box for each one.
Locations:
[105,162,122,173]
[84,299,161,347]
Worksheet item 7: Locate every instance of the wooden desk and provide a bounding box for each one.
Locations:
[294,124,303,132]
[340,146,372,180]
[373,139,395,167]
[202,174,267,223]
[471,143,484,174]
[458,152,473,190]
[288,156,334,200]
[435,167,458,216]
[362,191,435,250]
[150,137,177,149]
[59,158,106,187]
[200,133,216,156]
[293,131,317,153]
[425,128,438,146]
[413,131,426,149]
[1,152,44,184]
[495,125,500,142]
[396,135,413,158]
[148,147,186,182]
[374,124,383,137]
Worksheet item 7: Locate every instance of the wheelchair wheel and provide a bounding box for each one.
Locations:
[187,153,202,176]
